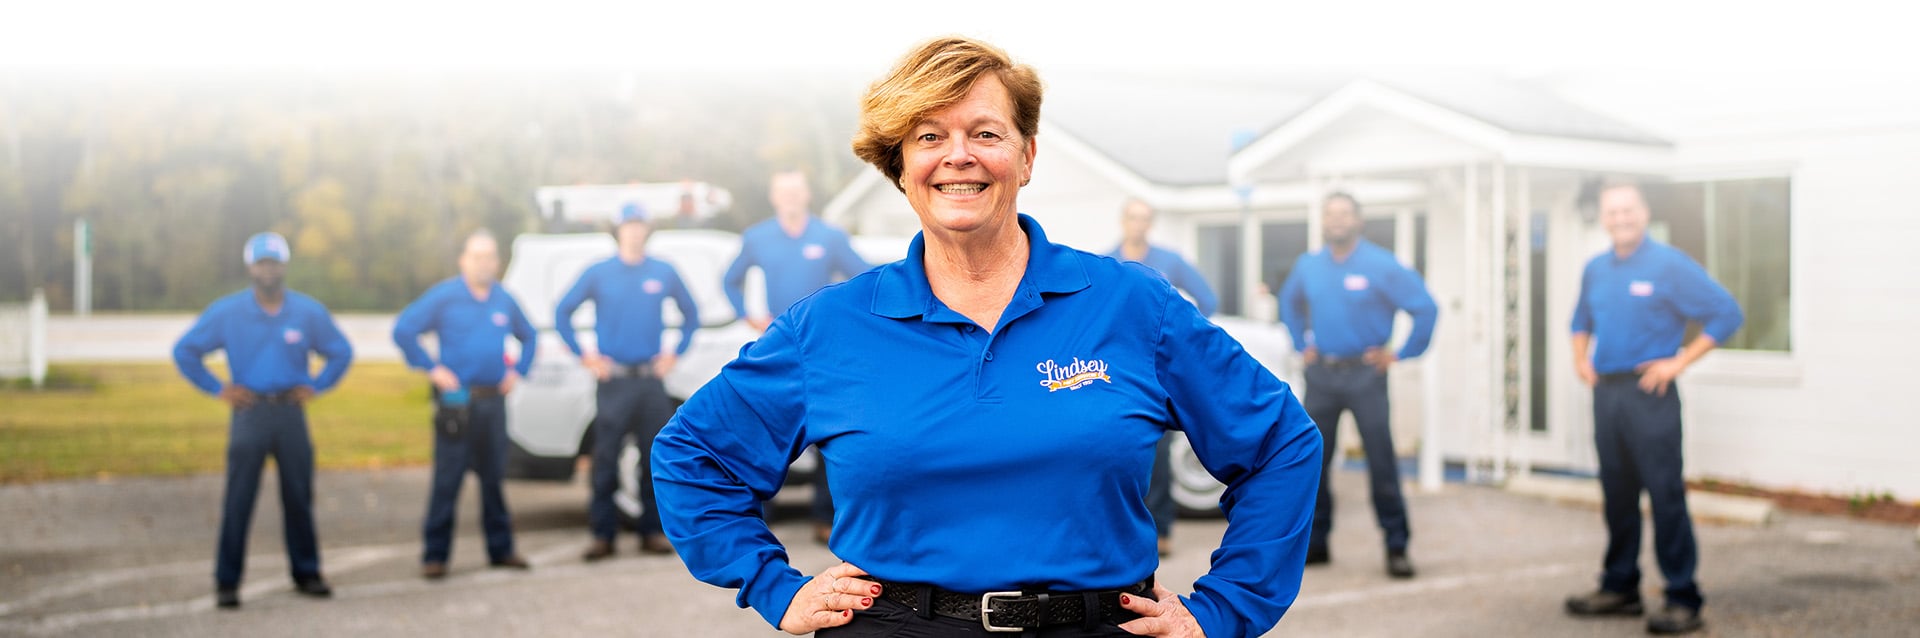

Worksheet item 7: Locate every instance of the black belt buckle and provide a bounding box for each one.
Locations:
[979,591,1025,633]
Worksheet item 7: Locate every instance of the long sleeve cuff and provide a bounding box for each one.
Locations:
[744,560,812,628]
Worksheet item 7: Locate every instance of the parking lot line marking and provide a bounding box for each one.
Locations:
[1292,562,1585,609]
[0,543,412,635]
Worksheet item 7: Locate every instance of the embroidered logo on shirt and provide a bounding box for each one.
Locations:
[1036,357,1111,392]
[1344,274,1369,291]
[802,243,825,260]
[1629,281,1654,297]
[283,328,303,344]
[491,311,508,327]
[643,279,664,294]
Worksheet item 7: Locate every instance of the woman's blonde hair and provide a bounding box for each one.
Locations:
[852,36,1043,192]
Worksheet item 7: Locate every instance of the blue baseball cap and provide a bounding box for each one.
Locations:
[618,202,650,226]
[243,232,291,265]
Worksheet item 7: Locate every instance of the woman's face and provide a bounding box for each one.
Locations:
[900,73,1035,237]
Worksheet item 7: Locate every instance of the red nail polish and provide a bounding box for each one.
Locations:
[1120,594,1130,605]
[843,610,851,617]
[862,597,872,606]
[871,584,882,595]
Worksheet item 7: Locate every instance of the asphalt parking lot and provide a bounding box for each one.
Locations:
[2,465,1916,637]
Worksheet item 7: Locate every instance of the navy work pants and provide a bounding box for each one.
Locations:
[588,375,676,540]
[215,402,321,588]
[422,395,515,564]
[1592,377,1704,609]
[1145,432,1177,538]
[1304,361,1410,553]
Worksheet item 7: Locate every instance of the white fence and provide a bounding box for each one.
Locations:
[0,289,49,388]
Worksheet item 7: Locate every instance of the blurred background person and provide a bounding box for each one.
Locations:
[1108,198,1218,317]
[721,169,872,545]
[1277,191,1437,580]
[554,204,698,560]
[1563,180,1742,636]
[1106,197,1219,558]
[172,232,352,609]
[392,229,538,579]
[654,36,1322,637]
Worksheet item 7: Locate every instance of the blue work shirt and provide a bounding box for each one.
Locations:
[723,216,871,320]
[554,256,699,365]
[1106,244,1219,317]
[1571,239,1743,374]
[392,277,537,386]
[173,289,353,395]
[1277,239,1439,360]
[654,214,1323,638]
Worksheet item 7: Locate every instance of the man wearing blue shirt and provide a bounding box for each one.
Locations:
[1108,198,1218,317]
[1564,181,1741,636]
[173,232,352,609]
[555,205,699,560]
[1278,192,1438,579]
[721,170,872,543]
[392,229,538,579]
[1107,198,1219,557]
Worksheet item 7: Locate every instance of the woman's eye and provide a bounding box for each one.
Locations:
[917,133,938,142]
[977,131,999,140]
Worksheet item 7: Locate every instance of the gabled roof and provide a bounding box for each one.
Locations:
[825,72,1672,212]
[1228,76,1673,181]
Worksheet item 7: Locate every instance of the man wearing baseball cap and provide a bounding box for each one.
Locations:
[173,232,354,609]
[556,202,699,559]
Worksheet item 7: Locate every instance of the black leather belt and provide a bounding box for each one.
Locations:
[876,578,1151,633]
[1598,372,1641,384]
[255,391,303,405]
[1314,356,1373,370]
[466,385,503,399]
[606,363,655,379]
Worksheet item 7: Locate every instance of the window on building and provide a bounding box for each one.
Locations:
[1196,224,1243,316]
[1643,178,1791,352]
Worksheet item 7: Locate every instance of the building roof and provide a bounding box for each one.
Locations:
[1038,71,1667,187]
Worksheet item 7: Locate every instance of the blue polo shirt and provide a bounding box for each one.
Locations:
[554,256,699,365]
[654,214,1323,638]
[1277,239,1438,360]
[1106,244,1219,317]
[392,277,537,386]
[723,216,872,320]
[1571,239,1743,374]
[173,289,354,395]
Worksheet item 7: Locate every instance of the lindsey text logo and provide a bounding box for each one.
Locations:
[1036,357,1111,392]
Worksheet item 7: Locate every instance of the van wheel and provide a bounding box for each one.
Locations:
[615,438,644,528]
[1169,435,1226,518]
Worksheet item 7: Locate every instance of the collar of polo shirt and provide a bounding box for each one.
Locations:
[869,214,1091,320]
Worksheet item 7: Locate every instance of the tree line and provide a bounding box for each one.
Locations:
[0,69,865,311]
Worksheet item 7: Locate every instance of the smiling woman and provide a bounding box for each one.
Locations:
[651,36,1324,638]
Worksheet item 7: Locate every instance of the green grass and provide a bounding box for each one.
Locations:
[0,363,433,483]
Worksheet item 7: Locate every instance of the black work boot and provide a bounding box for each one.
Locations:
[1564,589,1645,616]
[1385,550,1415,579]
[1646,605,1704,635]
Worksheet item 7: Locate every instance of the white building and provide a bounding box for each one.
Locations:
[822,69,1920,501]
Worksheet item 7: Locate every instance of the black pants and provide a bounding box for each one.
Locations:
[215,402,320,588]
[1304,361,1410,553]
[1593,377,1703,609]
[818,598,1137,638]
[422,395,513,564]
[1145,432,1176,538]
[588,375,676,540]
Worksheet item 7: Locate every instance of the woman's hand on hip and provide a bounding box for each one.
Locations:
[779,562,881,635]
[1118,581,1206,637]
